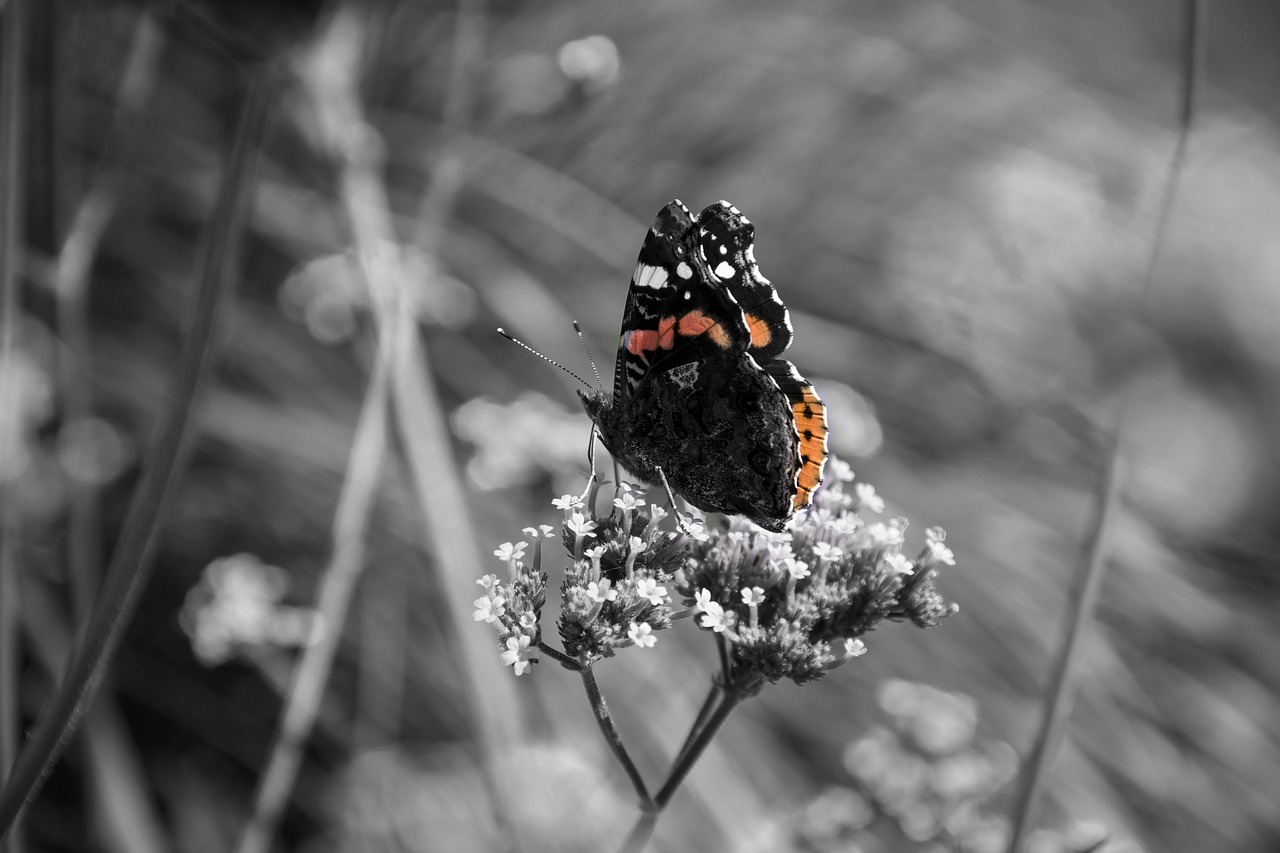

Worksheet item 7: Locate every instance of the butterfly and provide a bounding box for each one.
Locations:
[579,199,828,532]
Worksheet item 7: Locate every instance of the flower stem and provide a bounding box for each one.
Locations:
[618,691,742,853]
[668,683,723,772]
[580,667,654,810]
[537,641,582,671]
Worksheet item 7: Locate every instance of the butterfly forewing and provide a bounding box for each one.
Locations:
[696,201,793,361]
[612,200,749,410]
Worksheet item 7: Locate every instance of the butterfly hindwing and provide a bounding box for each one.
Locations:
[696,201,793,361]
[763,359,828,515]
[612,200,749,410]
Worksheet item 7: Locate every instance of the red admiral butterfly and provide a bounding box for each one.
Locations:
[580,200,828,532]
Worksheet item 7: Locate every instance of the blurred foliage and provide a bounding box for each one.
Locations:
[2,0,1279,851]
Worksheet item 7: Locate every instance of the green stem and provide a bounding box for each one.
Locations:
[0,75,271,845]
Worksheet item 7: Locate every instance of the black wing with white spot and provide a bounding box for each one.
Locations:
[696,200,793,361]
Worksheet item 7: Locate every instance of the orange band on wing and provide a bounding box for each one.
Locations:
[675,310,733,349]
[789,386,828,513]
[746,313,773,349]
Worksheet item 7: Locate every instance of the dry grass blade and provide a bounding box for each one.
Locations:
[0,75,273,843]
[1003,2,1205,851]
[235,338,393,853]
[0,4,30,852]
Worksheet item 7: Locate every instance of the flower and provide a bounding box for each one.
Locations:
[500,634,535,676]
[566,512,597,537]
[473,595,506,624]
[883,552,915,576]
[784,558,811,580]
[923,539,955,567]
[699,601,729,633]
[854,482,885,513]
[694,588,716,613]
[828,458,855,482]
[523,525,555,539]
[614,492,645,512]
[634,577,668,606]
[586,579,618,603]
[741,586,767,607]
[476,573,501,591]
[628,622,657,648]
[844,638,867,658]
[812,542,844,563]
[493,541,528,563]
[552,493,584,511]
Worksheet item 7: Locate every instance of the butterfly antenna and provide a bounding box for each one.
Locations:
[573,320,605,394]
[497,328,594,391]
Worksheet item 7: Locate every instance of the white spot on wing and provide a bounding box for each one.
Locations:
[635,263,668,290]
[676,262,693,280]
[719,244,727,255]
[715,261,735,279]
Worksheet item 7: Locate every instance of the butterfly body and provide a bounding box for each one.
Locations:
[581,200,828,532]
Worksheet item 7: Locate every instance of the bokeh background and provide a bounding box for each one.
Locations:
[2,1,1279,851]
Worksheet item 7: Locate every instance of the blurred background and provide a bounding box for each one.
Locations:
[2,0,1279,851]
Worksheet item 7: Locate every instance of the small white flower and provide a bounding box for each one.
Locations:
[476,574,501,591]
[741,586,766,607]
[783,558,811,580]
[829,459,855,482]
[552,494,584,511]
[843,638,867,658]
[883,552,914,576]
[493,541,528,563]
[694,588,715,612]
[633,577,668,606]
[628,536,647,555]
[586,579,618,603]
[682,515,711,542]
[500,634,535,675]
[648,505,668,523]
[473,595,506,624]
[728,530,750,544]
[628,622,657,648]
[699,601,729,633]
[811,542,844,563]
[926,539,955,566]
[518,611,538,630]
[614,492,646,511]
[854,482,885,513]
[926,526,947,544]
[566,512,598,538]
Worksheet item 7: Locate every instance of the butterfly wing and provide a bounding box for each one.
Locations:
[611,200,750,411]
[762,359,829,516]
[696,201,793,360]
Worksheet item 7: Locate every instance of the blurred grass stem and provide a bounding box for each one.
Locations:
[0,74,270,844]
[1004,2,1203,851]
[234,325,393,853]
[0,2,28,851]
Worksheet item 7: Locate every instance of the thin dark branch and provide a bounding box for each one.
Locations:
[580,668,654,809]
[1003,3,1204,851]
[0,75,272,844]
[668,683,723,772]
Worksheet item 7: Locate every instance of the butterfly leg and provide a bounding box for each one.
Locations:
[577,427,599,506]
[654,466,692,533]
